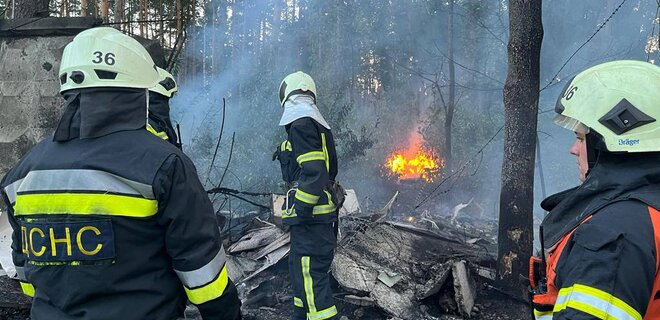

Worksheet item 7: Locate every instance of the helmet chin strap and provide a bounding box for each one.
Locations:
[145,88,150,127]
[585,131,606,178]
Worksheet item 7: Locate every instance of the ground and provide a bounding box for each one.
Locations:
[0,277,30,320]
[0,280,530,320]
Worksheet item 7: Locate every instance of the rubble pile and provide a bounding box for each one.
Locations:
[228,192,529,319]
[0,191,530,319]
[331,222,489,319]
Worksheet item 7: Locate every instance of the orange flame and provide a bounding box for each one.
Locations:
[384,132,443,182]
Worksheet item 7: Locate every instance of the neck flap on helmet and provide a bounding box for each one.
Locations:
[54,88,149,142]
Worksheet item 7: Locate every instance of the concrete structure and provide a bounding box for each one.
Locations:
[0,18,165,179]
[0,18,98,178]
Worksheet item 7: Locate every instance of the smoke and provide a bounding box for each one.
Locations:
[169,0,659,217]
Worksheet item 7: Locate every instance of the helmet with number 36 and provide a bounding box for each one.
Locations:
[554,60,660,152]
[58,27,160,93]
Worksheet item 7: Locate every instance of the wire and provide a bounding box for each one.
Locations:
[540,0,628,92]
[101,18,176,26]
[207,187,271,209]
[415,125,504,209]
[5,16,49,33]
[417,0,631,206]
[205,98,226,187]
[210,132,236,203]
[217,132,235,190]
[207,187,272,197]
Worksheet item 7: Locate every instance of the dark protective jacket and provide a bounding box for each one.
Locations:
[274,117,338,225]
[147,92,180,147]
[0,88,240,320]
[532,151,660,320]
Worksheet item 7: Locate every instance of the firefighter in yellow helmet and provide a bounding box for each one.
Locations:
[147,67,181,148]
[529,61,660,320]
[273,71,341,320]
[0,27,241,319]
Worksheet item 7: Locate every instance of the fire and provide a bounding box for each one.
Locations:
[384,132,443,182]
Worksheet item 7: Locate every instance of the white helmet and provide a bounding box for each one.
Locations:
[59,27,160,93]
[279,71,317,107]
[555,60,660,152]
[150,67,178,98]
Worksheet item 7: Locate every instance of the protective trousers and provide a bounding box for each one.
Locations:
[289,222,338,320]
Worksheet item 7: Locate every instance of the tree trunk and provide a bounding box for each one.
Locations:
[80,0,87,16]
[445,0,456,169]
[14,0,49,18]
[140,0,147,36]
[496,0,543,299]
[176,0,182,37]
[114,0,124,30]
[190,0,197,23]
[100,0,108,22]
[158,0,164,44]
[127,0,132,35]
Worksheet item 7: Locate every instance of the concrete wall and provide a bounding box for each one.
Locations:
[0,36,71,179]
[0,21,166,180]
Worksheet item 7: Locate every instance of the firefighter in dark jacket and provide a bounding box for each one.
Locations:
[273,71,339,320]
[147,67,181,148]
[530,60,660,320]
[0,27,241,320]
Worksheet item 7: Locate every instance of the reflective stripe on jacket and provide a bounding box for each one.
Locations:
[0,88,239,320]
[533,201,659,320]
[276,117,338,225]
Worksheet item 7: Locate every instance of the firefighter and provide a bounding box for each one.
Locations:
[273,71,339,320]
[530,60,660,320]
[0,27,241,320]
[147,67,181,148]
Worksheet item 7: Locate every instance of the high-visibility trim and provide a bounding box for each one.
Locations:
[294,297,304,308]
[295,189,320,205]
[184,265,229,305]
[20,281,34,297]
[308,305,338,320]
[146,124,169,140]
[175,247,227,288]
[296,151,326,165]
[3,177,23,204]
[29,260,89,266]
[321,133,329,173]
[15,266,26,281]
[533,309,553,320]
[302,256,316,313]
[4,169,155,204]
[13,193,158,218]
[282,209,297,218]
[280,140,292,152]
[313,191,336,215]
[554,284,642,320]
[313,205,336,215]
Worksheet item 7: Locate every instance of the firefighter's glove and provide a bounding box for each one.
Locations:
[272,148,280,161]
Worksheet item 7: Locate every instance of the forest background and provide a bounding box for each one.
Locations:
[3,0,659,229]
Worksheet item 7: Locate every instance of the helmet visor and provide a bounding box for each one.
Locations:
[553,114,590,134]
